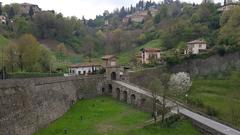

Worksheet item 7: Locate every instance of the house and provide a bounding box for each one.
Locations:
[102,55,117,67]
[69,63,102,76]
[0,15,6,24]
[19,3,41,15]
[185,39,207,55]
[149,6,159,17]
[122,11,149,23]
[218,3,239,12]
[140,48,161,64]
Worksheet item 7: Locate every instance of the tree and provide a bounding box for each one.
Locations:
[168,72,192,95]
[149,72,171,124]
[17,34,41,72]
[82,36,95,62]
[218,7,240,47]
[8,7,15,19]
[29,6,34,18]
[0,2,2,15]
[4,43,18,72]
[56,43,68,61]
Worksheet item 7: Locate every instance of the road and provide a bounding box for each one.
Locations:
[115,81,240,135]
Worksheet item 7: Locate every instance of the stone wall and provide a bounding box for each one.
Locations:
[170,51,240,76]
[0,75,104,135]
[129,51,240,89]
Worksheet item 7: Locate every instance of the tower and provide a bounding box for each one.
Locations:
[101,55,129,82]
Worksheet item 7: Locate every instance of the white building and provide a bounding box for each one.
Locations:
[0,15,6,24]
[185,39,207,55]
[69,63,102,76]
[141,48,161,64]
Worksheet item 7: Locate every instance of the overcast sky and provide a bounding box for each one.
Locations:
[1,0,223,19]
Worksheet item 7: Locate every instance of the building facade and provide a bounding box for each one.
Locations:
[102,55,117,67]
[185,39,207,55]
[19,3,41,15]
[140,48,161,64]
[69,63,102,76]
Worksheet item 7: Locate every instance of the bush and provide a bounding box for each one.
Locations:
[164,114,181,127]
[8,72,63,79]
[206,106,218,117]
[216,46,226,56]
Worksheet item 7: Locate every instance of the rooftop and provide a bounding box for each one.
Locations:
[70,63,102,68]
[188,39,206,44]
[141,48,161,52]
[102,55,116,60]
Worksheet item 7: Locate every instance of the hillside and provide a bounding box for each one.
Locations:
[0,1,240,73]
[118,39,162,65]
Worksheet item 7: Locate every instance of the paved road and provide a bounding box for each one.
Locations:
[115,81,240,135]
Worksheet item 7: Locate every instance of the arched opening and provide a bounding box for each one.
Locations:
[111,72,117,80]
[130,94,136,104]
[102,87,105,94]
[140,98,146,106]
[116,88,120,100]
[123,91,128,102]
[108,84,112,94]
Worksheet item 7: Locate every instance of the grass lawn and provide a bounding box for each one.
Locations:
[35,96,200,135]
[188,71,240,127]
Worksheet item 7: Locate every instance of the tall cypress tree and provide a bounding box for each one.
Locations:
[0,2,2,15]
[29,6,34,18]
[8,7,15,19]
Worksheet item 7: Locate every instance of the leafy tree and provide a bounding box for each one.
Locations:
[57,43,68,55]
[17,34,41,72]
[4,43,18,72]
[0,2,2,15]
[82,36,95,62]
[8,7,15,19]
[218,7,240,47]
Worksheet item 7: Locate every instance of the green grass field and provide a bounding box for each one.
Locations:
[188,71,240,127]
[35,97,200,135]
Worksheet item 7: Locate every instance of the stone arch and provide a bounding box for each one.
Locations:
[116,88,120,100]
[123,91,128,102]
[101,87,105,94]
[111,72,117,80]
[108,84,112,94]
[130,94,136,104]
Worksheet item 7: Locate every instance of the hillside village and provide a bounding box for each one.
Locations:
[0,0,240,135]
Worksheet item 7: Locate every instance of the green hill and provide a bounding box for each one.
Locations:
[117,39,162,65]
[0,35,9,49]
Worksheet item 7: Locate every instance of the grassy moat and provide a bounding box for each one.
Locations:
[35,97,200,135]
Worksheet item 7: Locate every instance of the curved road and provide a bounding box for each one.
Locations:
[115,81,240,135]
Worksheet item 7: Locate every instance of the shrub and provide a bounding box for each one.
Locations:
[206,106,218,117]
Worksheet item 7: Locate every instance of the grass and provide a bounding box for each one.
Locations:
[117,39,162,65]
[0,35,9,48]
[188,71,240,127]
[35,96,200,135]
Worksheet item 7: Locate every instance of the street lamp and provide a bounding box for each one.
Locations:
[185,94,188,104]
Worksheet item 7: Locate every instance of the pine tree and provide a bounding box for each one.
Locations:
[0,2,2,15]
[8,7,15,19]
